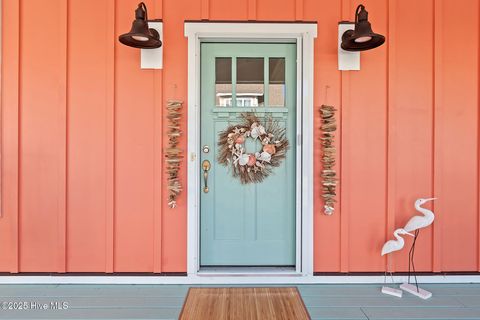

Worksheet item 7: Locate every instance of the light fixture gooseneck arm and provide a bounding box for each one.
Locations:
[354,4,365,23]
[137,2,148,21]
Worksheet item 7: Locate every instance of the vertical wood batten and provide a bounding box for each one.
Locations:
[476,0,480,274]
[105,0,116,273]
[295,0,303,21]
[306,0,341,272]
[153,0,163,273]
[342,0,388,272]
[386,0,395,272]
[68,0,114,271]
[19,0,68,271]
[201,0,209,20]
[434,0,479,271]
[247,0,256,20]
[388,0,434,272]
[339,0,350,273]
[161,0,201,272]
[0,0,20,272]
[57,0,68,273]
[114,0,156,272]
[432,0,442,272]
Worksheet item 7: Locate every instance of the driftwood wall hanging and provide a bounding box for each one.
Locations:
[320,105,337,215]
[165,100,183,208]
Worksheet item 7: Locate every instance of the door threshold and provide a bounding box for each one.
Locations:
[198,266,299,276]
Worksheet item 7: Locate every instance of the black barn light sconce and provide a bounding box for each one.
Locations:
[119,2,163,69]
[338,4,386,70]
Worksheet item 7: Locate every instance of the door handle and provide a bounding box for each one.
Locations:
[202,160,211,193]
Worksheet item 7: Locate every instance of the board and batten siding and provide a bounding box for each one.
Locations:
[0,0,478,273]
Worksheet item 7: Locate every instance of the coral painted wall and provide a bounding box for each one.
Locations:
[0,0,479,273]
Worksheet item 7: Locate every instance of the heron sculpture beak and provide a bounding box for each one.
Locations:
[405,231,415,237]
[425,198,437,202]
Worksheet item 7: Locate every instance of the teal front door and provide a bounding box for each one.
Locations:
[200,43,297,266]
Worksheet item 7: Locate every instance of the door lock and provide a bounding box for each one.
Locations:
[202,160,211,193]
[203,145,210,153]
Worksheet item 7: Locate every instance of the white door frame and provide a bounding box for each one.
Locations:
[185,22,317,278]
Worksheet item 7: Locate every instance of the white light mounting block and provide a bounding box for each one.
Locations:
[338,22,360,71]
[141,21,163,69]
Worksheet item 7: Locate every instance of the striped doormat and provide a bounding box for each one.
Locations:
[179,287,311,320]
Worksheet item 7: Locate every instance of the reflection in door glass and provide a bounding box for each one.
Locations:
[236,58,264,107]
[215,58,232,106]
[269,58,285,107]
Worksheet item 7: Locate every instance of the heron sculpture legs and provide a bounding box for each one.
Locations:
[407,229,420,292]
[400,229,432,299]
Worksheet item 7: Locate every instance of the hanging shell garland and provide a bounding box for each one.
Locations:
[165,100,183,208]
[320,105,337,215]
[217,113,289,184]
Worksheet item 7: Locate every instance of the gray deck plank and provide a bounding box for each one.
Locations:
[362,307,480,320]
[303,295,464,307]
[0,296,185,308]
[307,307,368,319]
[0,285,188,297]
[455,295,480,307]
[307,307,368,320]
[298,284,480,297]
[0,307,181,319]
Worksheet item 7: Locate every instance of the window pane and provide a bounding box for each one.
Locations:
[236,58,264,107]
[269,58,285,107]
[215,58,232,107]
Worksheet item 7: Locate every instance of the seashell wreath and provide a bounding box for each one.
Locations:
[217,113,289,184]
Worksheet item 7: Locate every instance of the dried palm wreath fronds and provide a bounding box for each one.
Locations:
[165,100,183,208]
[217,113,289,184]
[320,105,337,215]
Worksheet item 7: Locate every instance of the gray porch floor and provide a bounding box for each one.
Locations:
[0,283,480,319]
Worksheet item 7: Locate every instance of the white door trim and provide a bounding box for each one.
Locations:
[185,22,317,277]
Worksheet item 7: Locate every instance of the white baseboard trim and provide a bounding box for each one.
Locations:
[0,275,479,285]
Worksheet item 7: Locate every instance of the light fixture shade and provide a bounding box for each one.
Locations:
[119,2,162,49]
[341,4,385,51]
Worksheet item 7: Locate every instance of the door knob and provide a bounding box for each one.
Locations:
[202,160,211,193]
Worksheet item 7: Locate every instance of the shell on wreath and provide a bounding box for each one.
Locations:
[250,123,266,139]
[227,138,234,144]
[235,135,245,144]
[238,154,250,166]
[261,137,270,145]
[247,154,257,166]
[256,151,271,163]
[263,144,276,155]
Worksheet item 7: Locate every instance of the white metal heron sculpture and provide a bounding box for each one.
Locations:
[400,197,437,299]
[404,198,436,232]
[380,228,414,297]
[381,228,414,256]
